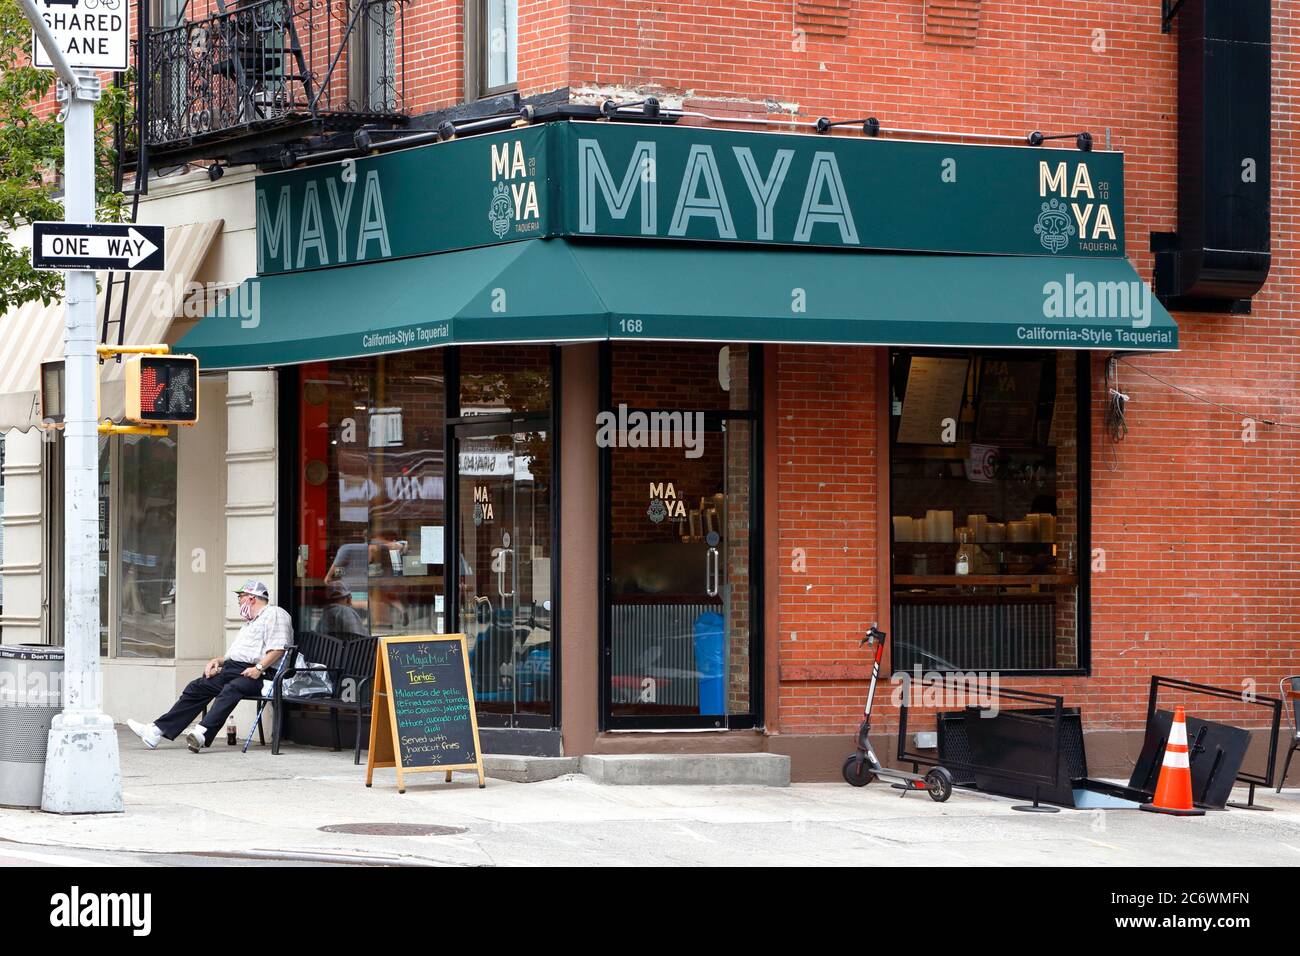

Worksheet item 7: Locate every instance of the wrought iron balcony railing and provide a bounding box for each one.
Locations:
[141,0,408,163]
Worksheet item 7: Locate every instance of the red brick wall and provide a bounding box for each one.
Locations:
[526,1,1297,738]
[88,1,1298,739]
[775,345,880,733]
[405,0,464,112]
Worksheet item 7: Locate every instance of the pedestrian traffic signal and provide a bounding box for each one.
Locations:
[124,354,200,425]
[40,359,65,426]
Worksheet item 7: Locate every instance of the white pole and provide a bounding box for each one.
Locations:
[19,0,125,813]
[19,0,78,86]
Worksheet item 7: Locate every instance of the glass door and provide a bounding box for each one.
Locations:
[605,415,755,729]
[454,419,552,728]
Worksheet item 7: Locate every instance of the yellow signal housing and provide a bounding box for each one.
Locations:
[124,353,200,425]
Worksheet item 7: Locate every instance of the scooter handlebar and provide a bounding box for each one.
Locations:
[860,624,887,647]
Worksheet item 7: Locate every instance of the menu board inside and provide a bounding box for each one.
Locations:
[896,356,970,445]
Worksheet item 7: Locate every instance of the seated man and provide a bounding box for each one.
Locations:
[127,580,291,753]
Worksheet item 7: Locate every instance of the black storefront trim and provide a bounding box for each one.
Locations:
[277,365,301,629]
[597,342,612,733]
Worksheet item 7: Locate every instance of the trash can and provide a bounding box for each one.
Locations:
[693,612,725,715]
[0,644,64,808]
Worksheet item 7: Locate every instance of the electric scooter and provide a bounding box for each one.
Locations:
[841,624,954,801]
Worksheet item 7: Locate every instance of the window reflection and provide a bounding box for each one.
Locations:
[457,427,551,719]
[459,345,551,416]
[296,353,447,643]
[116,430,179,657]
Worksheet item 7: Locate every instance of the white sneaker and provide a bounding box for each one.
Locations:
[184,725,209,753]
[126,719,162,750]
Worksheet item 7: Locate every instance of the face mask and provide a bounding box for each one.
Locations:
[239,600,256,622]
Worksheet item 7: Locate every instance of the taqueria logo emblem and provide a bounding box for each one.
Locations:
[1035,160,1118,255]
[489,181,513,238]
[1034,198,1074,253]
[50,886,151,936]
[488,139,542,237]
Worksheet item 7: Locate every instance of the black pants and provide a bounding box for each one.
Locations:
[155,660,264,747]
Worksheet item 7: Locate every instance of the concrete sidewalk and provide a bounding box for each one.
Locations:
[0,728,1297,866]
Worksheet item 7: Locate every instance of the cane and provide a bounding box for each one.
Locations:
[243,662,287,753]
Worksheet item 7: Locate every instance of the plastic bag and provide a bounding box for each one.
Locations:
[277,653,335,700]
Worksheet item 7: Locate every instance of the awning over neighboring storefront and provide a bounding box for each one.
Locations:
[0,220,223,431]
[180,238,1177,370]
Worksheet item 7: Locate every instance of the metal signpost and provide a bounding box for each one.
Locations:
[20,0,135,813]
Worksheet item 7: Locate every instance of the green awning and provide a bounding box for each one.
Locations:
[577,243,1176,351]
[179,239,1176,368]
[176,239,609,370]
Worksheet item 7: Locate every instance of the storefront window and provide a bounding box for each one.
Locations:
[604,343,760,728]
[53,432,177,657]
[295,352,448,642]
[888,349,1086,673]
[295,346,558,728]
[458,345,551,417]
[115,432,179,657]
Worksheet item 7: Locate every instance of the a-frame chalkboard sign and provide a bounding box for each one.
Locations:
[365,634,486,792]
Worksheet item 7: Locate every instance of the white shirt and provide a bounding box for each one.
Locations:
[226,604,293,665]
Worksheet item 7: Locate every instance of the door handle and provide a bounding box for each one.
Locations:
[497,548,515,599]
[706,546,719,598]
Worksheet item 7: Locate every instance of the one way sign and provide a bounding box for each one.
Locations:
[32,222,166,272]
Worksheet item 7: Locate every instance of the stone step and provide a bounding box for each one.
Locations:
[580,753,791,787]
[483,754,581,783]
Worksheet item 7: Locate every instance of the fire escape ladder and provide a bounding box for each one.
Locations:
[103,3,155,353]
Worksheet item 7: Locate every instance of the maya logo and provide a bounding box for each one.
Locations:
[1034,198,1075,254]
[257,169,391,272]
[1036,160,1117,254]
[50,886,152,937]
[489,139,541,237]
[489,181,513,238]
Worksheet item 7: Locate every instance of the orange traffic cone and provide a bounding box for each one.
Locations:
[1140,705,1206,816]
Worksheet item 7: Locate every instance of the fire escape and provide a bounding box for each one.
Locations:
[135,0,410,168]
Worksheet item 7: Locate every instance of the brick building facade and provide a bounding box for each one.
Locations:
[9,0,1293,781]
